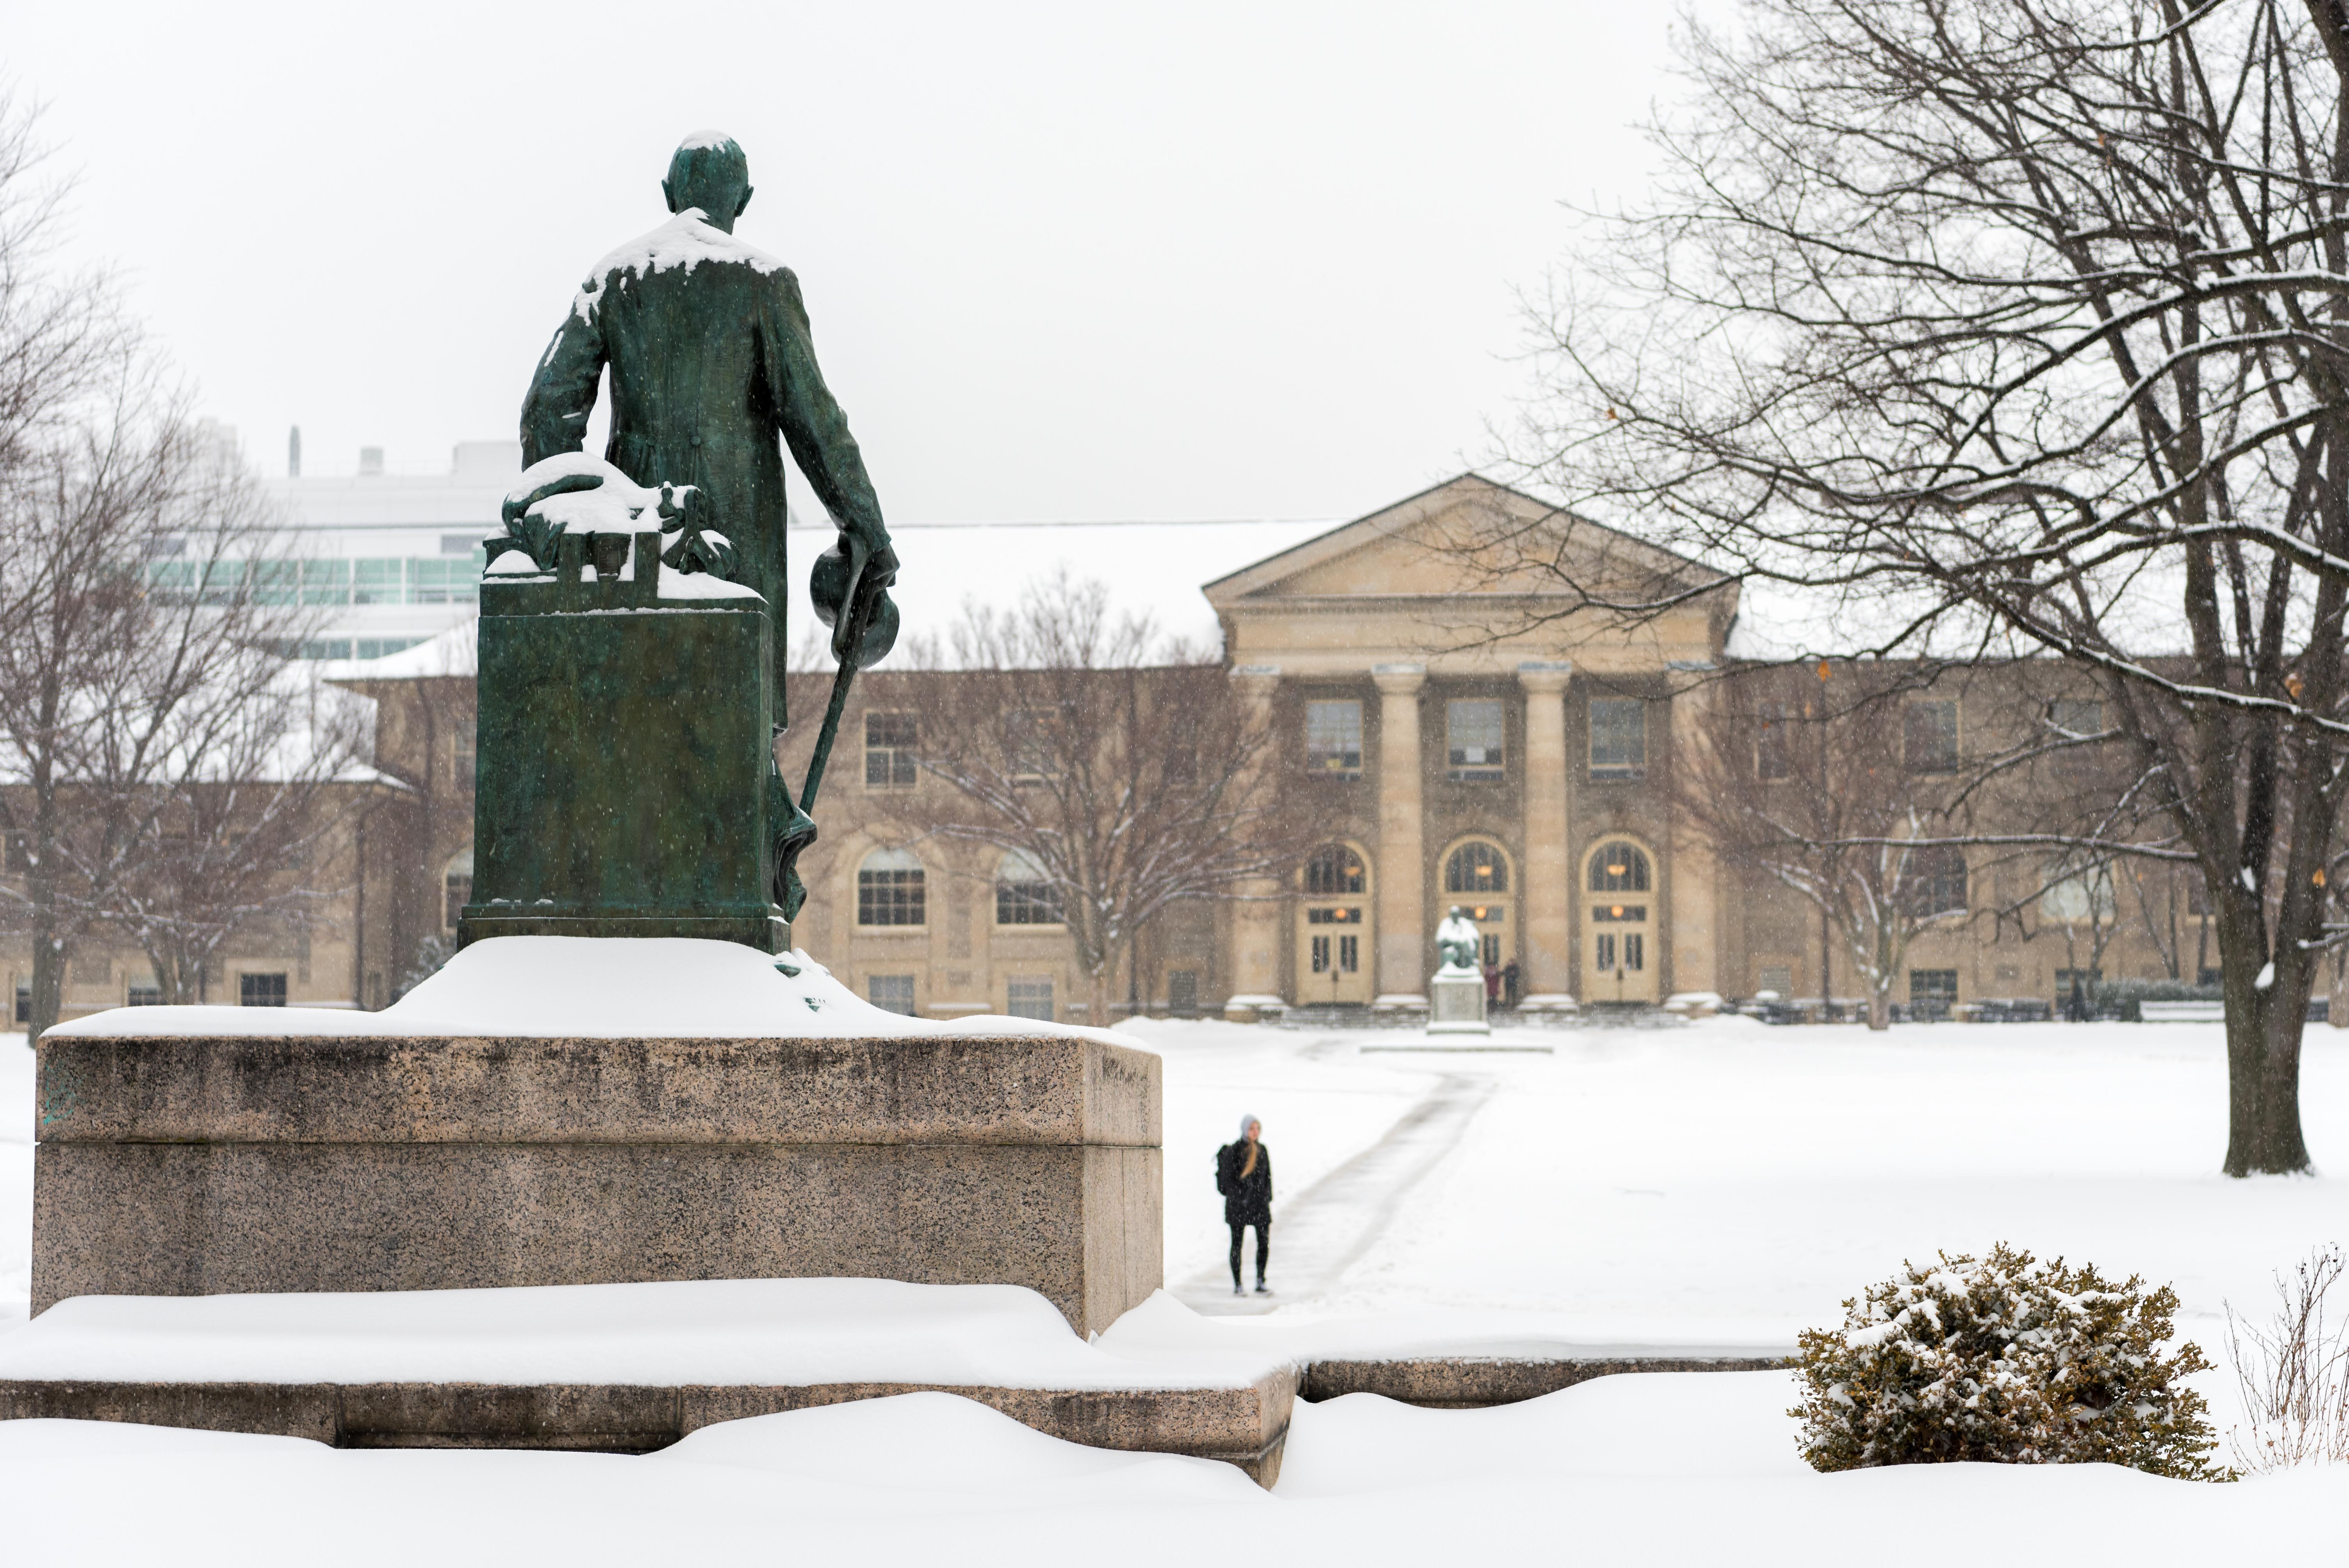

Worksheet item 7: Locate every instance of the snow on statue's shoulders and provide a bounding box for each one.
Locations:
[587,211,785,290]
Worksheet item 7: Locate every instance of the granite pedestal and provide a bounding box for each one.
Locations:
[1426,973,1490,1036]
[32,1030,1161,1335]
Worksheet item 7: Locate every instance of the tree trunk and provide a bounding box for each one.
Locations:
[1867,984,1891,1031]
[2219,925,2315,1177]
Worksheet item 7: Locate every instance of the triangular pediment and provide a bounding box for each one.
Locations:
[1202,474,1725,609]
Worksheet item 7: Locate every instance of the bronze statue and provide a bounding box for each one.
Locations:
[503,132,900,922]
[517,130,898,685]
[1436,906,1481,975]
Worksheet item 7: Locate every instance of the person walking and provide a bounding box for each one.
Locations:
[1216,1114,1274,1297]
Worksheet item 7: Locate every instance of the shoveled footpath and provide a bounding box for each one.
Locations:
[1178,1067,1497,1316]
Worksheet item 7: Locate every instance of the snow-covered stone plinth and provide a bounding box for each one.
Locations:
[1426,973,1490,1036]
[32,940,1162,1335]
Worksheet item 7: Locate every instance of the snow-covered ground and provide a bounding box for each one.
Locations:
[3,1014,2346,1561]
[1134,1014,2349,1347]
[5,1376,2342,1564]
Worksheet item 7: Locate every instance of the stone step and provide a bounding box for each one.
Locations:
[0,1370,1298,1487]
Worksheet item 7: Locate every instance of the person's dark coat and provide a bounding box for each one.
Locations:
[1217,1140,1273,1227]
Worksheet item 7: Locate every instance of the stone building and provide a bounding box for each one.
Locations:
[2,473,2239,1027]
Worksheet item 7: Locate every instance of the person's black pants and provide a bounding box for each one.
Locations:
[1229,1221,1269,1288]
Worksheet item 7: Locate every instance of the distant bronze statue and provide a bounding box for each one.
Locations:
[517,130,899,683]
[1436,906,1481,975]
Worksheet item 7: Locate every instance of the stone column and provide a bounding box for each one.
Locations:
[1222,666,1289,1021]
[1668,678,1721,998]
[1517,661,1574,1007]
[1372,664,1428,1004]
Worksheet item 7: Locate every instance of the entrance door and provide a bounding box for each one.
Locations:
[1297,842,1374,1005]
[1585,839,1659,1004]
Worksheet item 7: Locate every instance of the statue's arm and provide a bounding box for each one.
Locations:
[763,270,891,555]
[519,294,608,465]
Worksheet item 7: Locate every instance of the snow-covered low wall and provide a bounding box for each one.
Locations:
[0,1279,1298,1478]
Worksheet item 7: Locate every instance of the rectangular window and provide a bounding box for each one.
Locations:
[14,984,27,1023]
[857,868,927,927]
[1007,976,1055,1021]
[2049,698,2103,739]
[299,559,352,606]
[2041,865,2115,923]
[1756,704,1793,781]
[864,712,918,789]
[352,559,404,605]
[2054,967,2103,1004]
[1446,699,1506,782]
[1588,699,1646,779]
[1905,700,1959,774]
[1595,933,1615,971]
[239,972,288,1007]
[1304,700,1363,778]
[1339,934,1360,973]
[1007,709,1057,780]
[1909,969,1959,1003]
[250,561,299,606]
[996,877,1062,925]
[868,974,917,1016]
[127,985,162,1007]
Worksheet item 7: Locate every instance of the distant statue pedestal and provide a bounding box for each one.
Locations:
[1427,969,1490,1035]
[1426,905,1491,1037]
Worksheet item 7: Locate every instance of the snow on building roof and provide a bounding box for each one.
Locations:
[319,516,1340,679]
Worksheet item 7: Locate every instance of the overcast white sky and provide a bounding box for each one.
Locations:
[9,0,1675,525]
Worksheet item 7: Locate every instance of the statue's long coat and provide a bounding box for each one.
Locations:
[521,210,889,709]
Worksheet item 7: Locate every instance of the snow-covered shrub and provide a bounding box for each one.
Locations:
[1792,1244,2230,1479]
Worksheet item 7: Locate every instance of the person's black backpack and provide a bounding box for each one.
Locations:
[1213,1143,1231,1196]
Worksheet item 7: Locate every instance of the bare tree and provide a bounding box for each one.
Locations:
[0,379,356,1026]
[877,571,1304,1024]
[1508,0,2349,1172]
[1687,665,1981,1026]
[0,89,124,477]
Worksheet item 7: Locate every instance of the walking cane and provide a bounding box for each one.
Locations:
[773,538,894,925]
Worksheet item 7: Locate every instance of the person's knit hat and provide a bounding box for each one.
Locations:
[1239,1112,1260,1137]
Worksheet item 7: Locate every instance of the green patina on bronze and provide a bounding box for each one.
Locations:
[519,132,898,688]
[463,533,784,950]
[459,134,899,955]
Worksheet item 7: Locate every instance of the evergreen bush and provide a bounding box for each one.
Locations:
[1792,1244,2231,1479]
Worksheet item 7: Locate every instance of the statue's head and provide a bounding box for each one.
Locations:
[663,132,754,233]
[1448,905,1465,919]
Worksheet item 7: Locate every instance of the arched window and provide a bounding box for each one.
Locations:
[1303,843,1366,896]
[857,848,927,927]
[996,849,1062,925]
[1444,841,1508,894]
[442,848,474,930]
[1899,846,1968,918]
[1588,842,1651,893]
